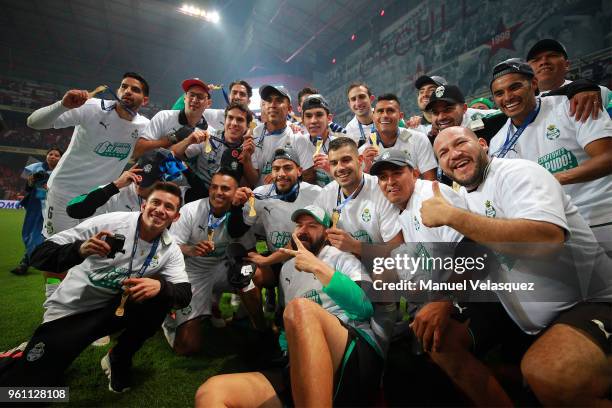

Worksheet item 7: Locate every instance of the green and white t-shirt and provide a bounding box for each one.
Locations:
[45,99,149,196]
[489,96,612,225]
[43,212,187,323]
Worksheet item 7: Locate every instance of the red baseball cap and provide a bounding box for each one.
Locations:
[181,78,210,94]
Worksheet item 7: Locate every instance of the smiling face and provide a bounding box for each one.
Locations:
[141,190,181,232]
[183,85,209,116]
[224,108,248,143]
[328,145,363,192]
[434,127,490,190]
[376,165,418,209]
[229,84,250,104]
[264,94,290,126]
[429,101,466,131]
[491,73,538,126]
[208,173,238,213]
[373,99,403,135]
[347,86,373,118]
[417,84,438,111]
[272,158,301,193]
[303,107,331,138]
[294,214,326,255]
[528,50,569,91]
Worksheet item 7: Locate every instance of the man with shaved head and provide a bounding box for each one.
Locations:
[416,126,612,406]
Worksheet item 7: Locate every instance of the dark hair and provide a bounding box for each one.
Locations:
[213,168,241,185]
[123,72,149,97]
[328,136,358,154]
[224,102,253,125]
[377,93,401,107]
[47,146,63,156]
[298,87,319,104]
[229,80,253,98]
[347,82,372,97]
[149,181,182,208]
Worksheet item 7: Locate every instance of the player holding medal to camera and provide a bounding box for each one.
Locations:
[0,182,191,393]
[11,147,62,276]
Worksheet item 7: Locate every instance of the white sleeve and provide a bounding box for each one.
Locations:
[185,143,203,159]
[293,134,315,170]
[499,161,570,233]
[141,112,167,141]
[26,101,73,130]
[171,205,194,245]
[412,131,437,173]
[160,244,189,284]
[204,109,225,129]
[376,191,402,242]
[48,215,102,244]
[565,100,612,148]
[336,252,370,283]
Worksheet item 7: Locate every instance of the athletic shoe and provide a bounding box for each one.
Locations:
[101,351,132,393]
[92,335,110,346]
[10,265,28,276]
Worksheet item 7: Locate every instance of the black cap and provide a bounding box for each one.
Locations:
[424,85,465,111]
[259,85,291,102]
[414,75,447,90]
[273,145,300,166]
[490,58,534,88]
[526,39,568,61]
[219,145,243,182]
[301,94,331,113]
[370,150,415,176]
[137,148,172,188]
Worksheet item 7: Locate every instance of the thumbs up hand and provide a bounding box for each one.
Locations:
[420,181,454,227]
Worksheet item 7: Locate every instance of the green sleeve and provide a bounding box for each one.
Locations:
[66,183,119,219]
[278,329,288,352]
[322,271,373,321]
[171,95,185,110]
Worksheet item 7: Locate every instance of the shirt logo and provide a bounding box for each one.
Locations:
[361,208,371,222]
[538,148,578,174]
[99,121,109,130]
[179,305,193,316]
[413,216,421,231]
[88,266,130,290]
[270,231,291,248]
[484,200,496,218]
[130,129,140,139]
[545,124,560,140]
[94,141,131,160]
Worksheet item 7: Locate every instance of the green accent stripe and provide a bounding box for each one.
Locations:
[333,338,356,401]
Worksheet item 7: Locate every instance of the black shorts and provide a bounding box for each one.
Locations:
[451,302,534,362]
[552,302,611,355]
[261,323,384,406]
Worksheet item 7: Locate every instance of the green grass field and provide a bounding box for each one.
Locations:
[0,210,268,407]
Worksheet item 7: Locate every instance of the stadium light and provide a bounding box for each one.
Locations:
[179,4,221,24]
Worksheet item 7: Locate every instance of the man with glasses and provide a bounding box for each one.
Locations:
[134,78,213,158]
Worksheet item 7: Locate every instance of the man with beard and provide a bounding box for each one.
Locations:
[488,59,612,252]
[0,183,191,393]
[526,39,610,121]
[230,147,321,309]
[195,206,383,407]
[162,171,260,355]
[301,94,346,186]
[319,137,403,257]
[26,73,150,297]
[171,102,256,192]
[419,126,612,406]
[134,78,213,158]
[245,85,315,187]
[406,75,447,135]
[344,82,376,145]
[359,94,437,179]
[11,147,63,275]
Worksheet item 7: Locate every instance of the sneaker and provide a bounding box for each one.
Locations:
[92,335,110,346]
[0,341,28,357]
[101,351,132,393]
[10,265,28,276]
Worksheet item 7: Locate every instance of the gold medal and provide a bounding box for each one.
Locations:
[207,228,214,242]
[313,139,323,157]
[115,289,129,317]
[331,210,340,228]
[204,136,212,153]
[248,196,256,217]
[369,133,379,151]
[88,85,108,99]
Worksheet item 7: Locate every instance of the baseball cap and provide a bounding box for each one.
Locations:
[291,205,331,228]
[490,58,534,87]
[424,85,465,111]
[181,78,210,94]
[301,94,331,113]
[526,39,568,61]
[273,145,301,167]
[414,75,447,90]
[137,149,171,188]
[468,97,494,109]
[260,85,291,102]
[370,150,415,176]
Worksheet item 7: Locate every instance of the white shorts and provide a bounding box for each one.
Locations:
[43,188,81,237]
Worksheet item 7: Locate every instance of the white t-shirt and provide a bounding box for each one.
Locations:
[342,115,370,145]
[489,96,612,225]
[280,245,379,351]
[203,108,226,130]
[251,125,314,186]
[244,182,322,251]
[43,212,187,323]
[184,130,241,188]
[170,198,253,283]
[140,109,214,141]
[319,173,401,244]
[358,128,437,174]
[47,99,149,196]
[460,158,599,334]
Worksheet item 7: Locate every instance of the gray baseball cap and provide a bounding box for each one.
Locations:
[260,85,291,102]
[273,145,301,167]
[370,149,415,176]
